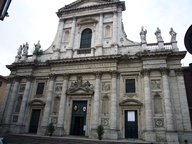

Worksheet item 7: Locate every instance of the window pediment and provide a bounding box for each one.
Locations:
[119,99,142,106]
[67,75,94,95]
[28,99,45,106]
[77,18,98,25]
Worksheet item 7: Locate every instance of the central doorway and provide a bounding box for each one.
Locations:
[70,101,87,136]
[29,109,41,133]
[125,110,138,138]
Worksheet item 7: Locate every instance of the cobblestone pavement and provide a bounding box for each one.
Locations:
[3,135,150,144]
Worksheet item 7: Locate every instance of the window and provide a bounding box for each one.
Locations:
[126,79,135,93]
[80,28,92,48]
[36,83,45,95]
[0,81,2,87]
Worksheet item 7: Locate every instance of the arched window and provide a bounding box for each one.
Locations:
[64,30,70,42]
[80,28,92,48]
[105,25,111,38]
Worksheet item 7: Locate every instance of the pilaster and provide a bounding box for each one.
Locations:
[40,74,56,135]
[4,76,21,125]
[55,74,69,136]
[0,78,13,124]
[92,72,102,129]
[175,69,191,130]
[141,69,156,142]
[16,76,33,133]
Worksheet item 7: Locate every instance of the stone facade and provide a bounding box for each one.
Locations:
[0,75,8,106]
[0,0,192,143]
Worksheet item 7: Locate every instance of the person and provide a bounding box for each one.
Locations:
[169,27,177,42]
[155,27,163,42]
[140,26,147,43]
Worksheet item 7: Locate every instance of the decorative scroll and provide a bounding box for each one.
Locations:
[101,118,109,126]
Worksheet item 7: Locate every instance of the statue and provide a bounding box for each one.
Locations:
[140,26,147,43]
[17,45,23,57]
[169,27,177,42]
[155,27,163,42]
[23,42,29,55]
[34,40,41,50]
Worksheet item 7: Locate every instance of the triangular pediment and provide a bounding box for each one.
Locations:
[67,87,94,95]
[58,0,119,12]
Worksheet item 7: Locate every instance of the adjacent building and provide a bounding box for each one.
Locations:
[0,0,191,143]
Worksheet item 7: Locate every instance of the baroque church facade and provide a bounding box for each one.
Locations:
[0,0,191,143]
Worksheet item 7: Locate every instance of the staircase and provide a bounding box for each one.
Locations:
[3,134,151,144]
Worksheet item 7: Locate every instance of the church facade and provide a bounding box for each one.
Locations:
[0,0,192,143]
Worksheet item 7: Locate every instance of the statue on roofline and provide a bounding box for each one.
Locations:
[17,45,23,57]
[169,27,177,42]
[155,27,163,42]
[23,42,29,55]
[140,26,147,43]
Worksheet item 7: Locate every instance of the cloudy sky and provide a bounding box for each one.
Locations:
[0,0,191,76]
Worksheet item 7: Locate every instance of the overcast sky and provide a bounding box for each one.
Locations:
[0,0,191,76]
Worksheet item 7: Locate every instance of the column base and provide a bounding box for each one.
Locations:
[38,126,47,136]
[54,127,64,136]
[144,131,156,142]
[166,132,179,144]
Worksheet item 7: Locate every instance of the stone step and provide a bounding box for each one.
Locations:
[3,134,152,144]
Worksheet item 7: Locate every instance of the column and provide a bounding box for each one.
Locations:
[95,13,103,56]
[110,71,118,130]
[92,72,101,129]
[67,18,76,58]
[142,70,153,131]
[112,11,118,45]
[161,68,174,131]
[175,69,191,130]
[17,76,33,128]
[0,78,13,124]
[4,76,20,124]
[41,75,55,128]
[53,20,64,59]
[141,69,156,142]
[56,74,69,136]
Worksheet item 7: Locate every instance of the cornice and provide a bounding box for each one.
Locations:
[57,1,125,17]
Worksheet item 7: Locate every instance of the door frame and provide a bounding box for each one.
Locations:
[29,109,41,133]
[124,110,138,139]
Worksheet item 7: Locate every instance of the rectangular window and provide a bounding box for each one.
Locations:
[36,83,45,95]
[126,79,135,93]
[0,81,2,87]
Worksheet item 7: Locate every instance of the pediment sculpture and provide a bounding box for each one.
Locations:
[67,75,94,94]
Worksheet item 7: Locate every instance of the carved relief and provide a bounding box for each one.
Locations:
[51,117,58,124]
[67,75,94,94]
[154,118,164,128]
[54,83,63,93]
[102,82,110,92]
[12,115,18,123]
[19,84,26,93]
[151,80,161,90]
[101,118,109,126]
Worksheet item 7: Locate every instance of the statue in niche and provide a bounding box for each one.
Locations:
[140,26,147,43]
[155,27,163,42]
[17,45,23,57]
[23,42,29,55]
[102,95,109,115]
[169,27,177,42]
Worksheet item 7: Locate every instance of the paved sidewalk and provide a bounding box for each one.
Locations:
[3,134,151,144]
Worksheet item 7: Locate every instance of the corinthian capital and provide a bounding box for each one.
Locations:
[160,68,170,76]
